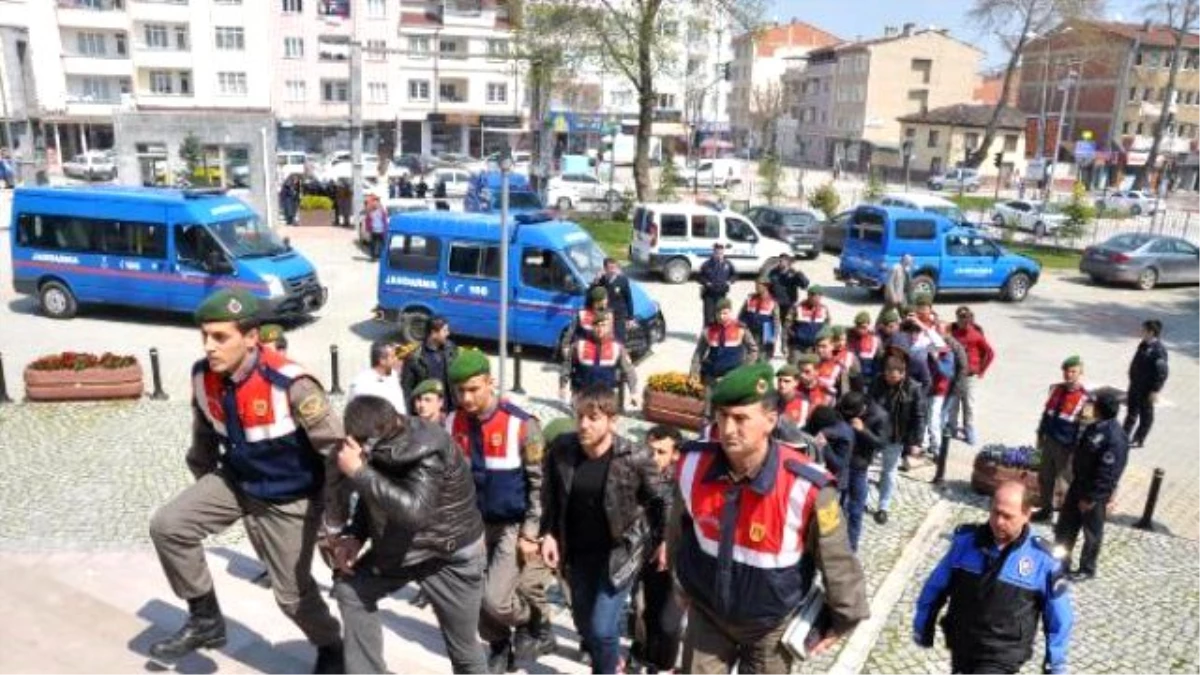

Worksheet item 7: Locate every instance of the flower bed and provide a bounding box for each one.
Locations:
[970,444,1064,507]
[24,352,144,401]
[642,373,706,431]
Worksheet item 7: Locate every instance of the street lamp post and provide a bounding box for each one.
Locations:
[498,150,512,393]
[1045,70,1078,201]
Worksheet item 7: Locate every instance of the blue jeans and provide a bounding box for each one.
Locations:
[878,443,903,512]
[568,553,633,674]
[842,467,869,551]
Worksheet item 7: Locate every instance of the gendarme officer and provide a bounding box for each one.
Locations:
[148,289,345,672]
[672,362,869,673]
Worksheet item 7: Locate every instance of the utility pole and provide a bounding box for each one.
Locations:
[349,40,364,218]
[1045,71,1077,201]
[1109,29,1143,192]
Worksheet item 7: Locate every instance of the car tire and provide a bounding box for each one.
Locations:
[662,258,692,285]
[39,280,78,319]
[992,214,1005,227]
[1002,272,1032,302]
[967,184,980,193]
[556,197,572,211]
[400,310,431,343]
[805,250,819,260]
[1033,222,1047,238]
[1136,267,1158,291]
[1130,204,1142,216]
[911,274,937,298]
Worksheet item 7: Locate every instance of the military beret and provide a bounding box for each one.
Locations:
[855,311,872,325]
[542,417,577,445]
[588,287,608,302]
[776,364,800,378]
[710,362,776,408]
[808,284,825,295]
[412,379,445,399]
[879,309,901,324]
[913,292,933,306]
[794,352,820,365]
[814,325,834,342]
[448,349,490,383]
[259,323,284,343]
[830,325,847,338]
[716,297,732,311]
[194,288,260,325]
[1061,355,1082,369]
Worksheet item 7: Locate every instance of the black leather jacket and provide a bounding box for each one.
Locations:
[868,376,927,448]
[346,418,484,571]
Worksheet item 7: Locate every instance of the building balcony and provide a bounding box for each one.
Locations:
[128,0,190,23]
[133,91,194,108]
[61,54,133,77]
[132,45,191,68]
[56,1,129,30]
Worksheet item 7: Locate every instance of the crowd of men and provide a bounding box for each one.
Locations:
[141,251,1169,674]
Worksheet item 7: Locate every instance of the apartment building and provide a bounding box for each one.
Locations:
[778,24,981,172]
[1017,20,1200,190]
[897,103,1027,183]
[727,19,841,150]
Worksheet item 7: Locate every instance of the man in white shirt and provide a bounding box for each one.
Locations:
[348,340,407,414]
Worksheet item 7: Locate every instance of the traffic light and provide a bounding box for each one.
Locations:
[722,62,731,81]
[993,152,1004,169]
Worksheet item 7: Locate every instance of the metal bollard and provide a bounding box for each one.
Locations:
[932,425,951,485]
[329,345,344,395]
[511,344,525,395]
[1135,467,1165,531]
[0,352,11,404]
[148,348,169,400]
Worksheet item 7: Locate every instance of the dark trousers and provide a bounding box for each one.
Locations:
[638,567,683,672]
[702,293,726,326]
[567,552,633,674]
[369,232,383,260]
[333,540,488,674]
[1054,490,1107,575]
[1037,436,1073,511]
[1123,388,1155,444]
[842,467,869,552]
[951,656,1019,674]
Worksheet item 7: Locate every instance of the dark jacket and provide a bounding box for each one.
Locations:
[849,400,890,470]
[766,265,809,308]
[818,421,855,490]
[1069,418,1129,504]
[1128,338,1169,393]
[869,376,926,447]
[400,339,460,412]
[592,273,634,325]
[697,257,735,297]
[346,418,484,571]
[541,433,668,586]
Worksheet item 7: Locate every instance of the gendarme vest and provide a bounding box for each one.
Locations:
[572,338,623,391]
[447,401,532,523]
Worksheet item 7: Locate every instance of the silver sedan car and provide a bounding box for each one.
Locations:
[1080,233,1200,290]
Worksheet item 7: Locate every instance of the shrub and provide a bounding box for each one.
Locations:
[646,372,705,399]
[300,194,334,211]
[29,352,138,371]
[864,172,884,202]
[657,152,679,202]
[809,182,841,220]
[759,153,783,205]
[1058,181,1094,240]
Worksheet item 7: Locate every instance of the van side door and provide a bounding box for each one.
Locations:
[170,223,231,311]
[444,240,502,340]
[514,245,581,348]
[942,232,999,290]
[723,214,761,273]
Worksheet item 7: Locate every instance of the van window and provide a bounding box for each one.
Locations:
[661,213,687,238]
[895,219,936,240]
[726,217,756,242]
[448,242,501,278]
[176,224,222,266]
[521,247,577,293]
[691,214,720,239]
[850,210,884,244]
[388,234,441,273]
[16,213,166,258]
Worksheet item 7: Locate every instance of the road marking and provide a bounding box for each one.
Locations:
[830,499,953,675]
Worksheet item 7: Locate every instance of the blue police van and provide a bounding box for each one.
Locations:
[835,204,1041,302]
[463,170,544,215]
[10,186,326,319]
[375,211,665,358]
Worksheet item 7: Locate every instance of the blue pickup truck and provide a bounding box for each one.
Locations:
[835,205,1041,302]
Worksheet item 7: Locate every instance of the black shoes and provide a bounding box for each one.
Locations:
[312,642,345,674]
[148,591,226,663]
[488,639,514,674]
[1031,509,1054,523]
[1069,570,1096,583]
[874,510,889,525]
[513,613,557,662]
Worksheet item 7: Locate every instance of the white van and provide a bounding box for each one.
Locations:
[630,202,792,284]
[675,158,746,189]
[878,192,971,226]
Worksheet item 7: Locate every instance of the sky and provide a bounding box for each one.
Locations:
[771,0,1151,72]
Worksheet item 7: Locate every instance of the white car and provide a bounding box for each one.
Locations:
[1095,190,1159,215]
[467,151,532,174]
[430,167,474,198]
[320,152,381,182]
[676,158,744,189]
[63,151,116,181]
[277,151,309,180]
[546,173,622,210]
[992,199,1069,236]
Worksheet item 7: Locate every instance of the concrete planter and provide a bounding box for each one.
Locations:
[24,364,144,402]
[642,389,706,431]
[298,209,334,228]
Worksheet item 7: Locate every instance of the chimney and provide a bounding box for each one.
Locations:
[901,22,915,37]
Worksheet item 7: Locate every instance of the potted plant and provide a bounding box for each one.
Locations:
[298,194,334,228]
[642,372,706,431]
[970,444,1062,506]
[24,351,144,401]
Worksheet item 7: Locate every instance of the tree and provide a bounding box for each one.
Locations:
[658,150,680,201]
[758,152,782,204]
[809,182,841,220]
[963,0,1104,168]
[747,82,786,156]
[1134,0,1200,190]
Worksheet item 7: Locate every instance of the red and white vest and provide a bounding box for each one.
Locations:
[571,338,623,390]
[816,359,844,396]
[702,322,747,378]
[779,385,827,428]
[446,401,532,523]
[1040,384,1092,445]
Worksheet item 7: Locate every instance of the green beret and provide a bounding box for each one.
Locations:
[259,323,284,343]
[855,311,872,325]
[412,379,445,399]
[716,297,732,311]
[588,287,608,303]
[913,292,933,306]
[794,352,820,365]
[880,309,900,324]
[542,418,577,445]
[830,325,847,338]
[808,284,824,295]
[710,362,776,408]
[1061,355,1082,369]
[815,325,834,342]
[448,349,490,384]
[776,364,800,378]
[194,288,260,325]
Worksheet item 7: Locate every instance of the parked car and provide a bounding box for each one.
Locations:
[1094,190,1160,215]
[430,167,474,198]
[927,167,981,192]
[991,199,1069,237]
[464,170,544,214]
[821,210,854,253]
[878,193,976,228]
[745,205,826,259]
[319,152,380,182]
[63,151,116,181]
[277,151,310,181]
[676,157,744,189]
[546,173,621,210]
[1080,233,1199,290]
[391,153,440,177]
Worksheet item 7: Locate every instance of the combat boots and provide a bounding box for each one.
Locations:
[149,590,226,662]
[513,606,556,662]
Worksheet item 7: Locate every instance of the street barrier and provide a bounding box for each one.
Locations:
[1135,467,1165,531]
[329,344,344,395]
[148,348,169,401]
[933,425,951,485]
[511,344,525,395]
[0,352,11,404]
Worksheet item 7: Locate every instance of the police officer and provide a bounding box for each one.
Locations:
[560,310,638,406]
[1054,391,1129,580]
[765,254,810,347]
[591,257,635,342]
[672,362,869,674]
[738,279,782,360]
[915,480,1074,674]
[689,298,759,389]
[147,289,345,672]
[697,242,736,326]
[1033,356,1094,523]
[444,349,546,672]
[1124,318,1169,448]
[786,285,831,359]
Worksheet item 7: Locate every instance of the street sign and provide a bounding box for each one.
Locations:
[1074,140,1096,163]
[480,115,521,128]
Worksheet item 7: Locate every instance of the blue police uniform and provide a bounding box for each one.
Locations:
[1054,418,1129,576]
[914,523,1073,674]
